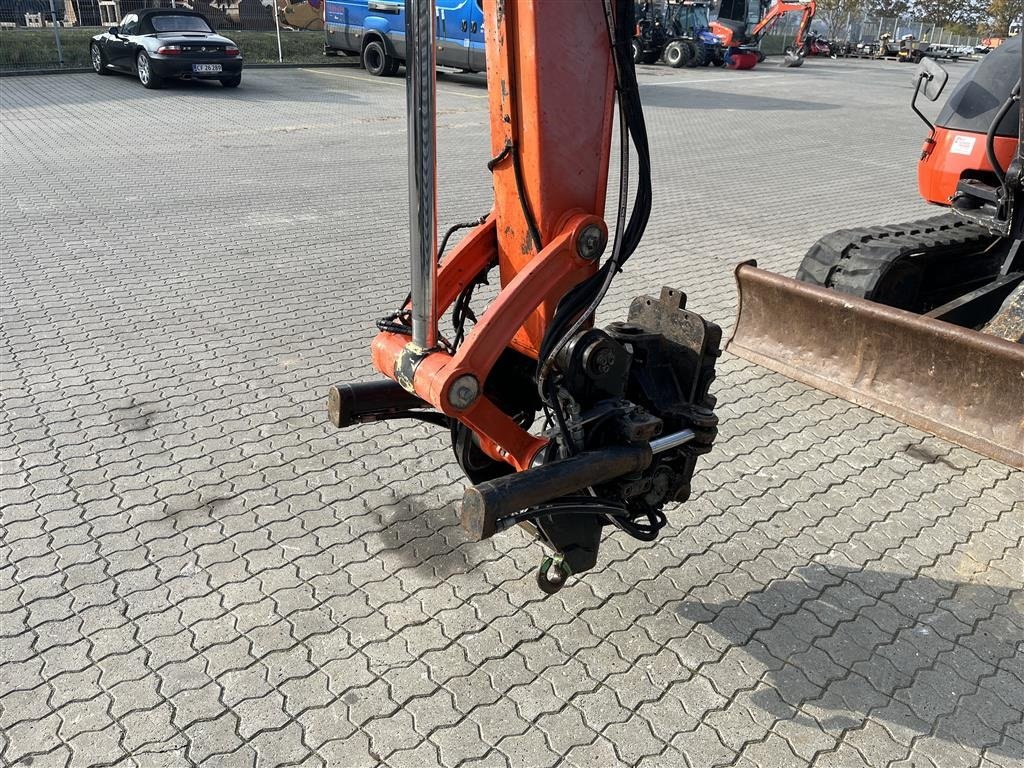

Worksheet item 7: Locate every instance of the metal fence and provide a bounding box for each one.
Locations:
[759,11,984,54]
[0,0,327,72]
[831,15,983,48]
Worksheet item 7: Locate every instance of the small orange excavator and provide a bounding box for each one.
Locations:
[330,0,722,592]
[729,38,1024,468]
[710,0,817,69]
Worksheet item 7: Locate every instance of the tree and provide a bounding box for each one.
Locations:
[815,0,866,36]
[914,0,987,26]
[987,0,1023,33]
[868,0,911,17]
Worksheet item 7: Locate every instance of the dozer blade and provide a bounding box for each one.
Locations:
[727,263,1024,469]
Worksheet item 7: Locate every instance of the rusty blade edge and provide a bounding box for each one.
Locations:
[726,263,1024,471]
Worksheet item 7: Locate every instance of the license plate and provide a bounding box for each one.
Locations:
[193,64,222,73]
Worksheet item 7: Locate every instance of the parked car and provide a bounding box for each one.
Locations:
[90,8,243,89]
[324,0,485,76]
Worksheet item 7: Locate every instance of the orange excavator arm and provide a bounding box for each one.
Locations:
[749,0,815,48]
[328,0,723,592]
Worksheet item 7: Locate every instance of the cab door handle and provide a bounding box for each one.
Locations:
[461,19,467,32]
[471,21,478,33]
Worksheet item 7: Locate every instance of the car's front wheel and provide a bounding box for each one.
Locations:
[136,51,161,89]
[220,74,241,88]
[91,43,109,75]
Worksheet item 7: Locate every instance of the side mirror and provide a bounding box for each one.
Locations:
[108,26,118,35]
[914,56,948,101]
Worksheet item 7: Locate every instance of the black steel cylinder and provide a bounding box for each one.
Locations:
[327,380,428,428]
[460,443,653,540]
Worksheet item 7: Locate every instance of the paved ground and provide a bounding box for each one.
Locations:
[1,56,1021,768]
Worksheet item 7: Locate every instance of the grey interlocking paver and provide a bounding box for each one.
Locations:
[2,59,1022,768]
[65,729,125,768]
[496,728,560,768]
[430,717,491,765]
[388,739,444,768]
[184,708,245,763]
[564,734,622,768]
[602,715,667,763]
[671,722,737,767]
[365,709,422,759]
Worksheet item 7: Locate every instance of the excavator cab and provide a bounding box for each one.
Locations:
[915,37,1019,222]
[712,0,765,47]
[665,1,711,37]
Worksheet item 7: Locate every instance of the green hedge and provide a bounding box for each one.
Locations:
[0,26,328,72]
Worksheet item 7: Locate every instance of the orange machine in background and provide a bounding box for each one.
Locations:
[917,37,1020,206]
[711,0,817,68]
[728,38,1023,470]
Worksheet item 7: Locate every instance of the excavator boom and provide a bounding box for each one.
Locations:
[749,0,814,47]
[330,0,723,592]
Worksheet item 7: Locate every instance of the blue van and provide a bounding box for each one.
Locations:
[325,0,486,76]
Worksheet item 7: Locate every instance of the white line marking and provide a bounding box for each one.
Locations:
[640,74,783,86]
[300,67,488,99]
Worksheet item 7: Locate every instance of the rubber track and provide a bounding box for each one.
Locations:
[796,212,1003,310]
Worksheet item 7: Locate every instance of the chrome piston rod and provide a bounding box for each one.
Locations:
[650,429,695,454]
[406,0,438,350]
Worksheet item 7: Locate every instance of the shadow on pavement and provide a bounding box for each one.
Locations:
[676,563,1023,759]
[640,85,839,111]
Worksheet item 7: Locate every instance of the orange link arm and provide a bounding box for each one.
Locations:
[369,1,620,471]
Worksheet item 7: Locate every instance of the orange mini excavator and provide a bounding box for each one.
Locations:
[329,0,722,592]
[729,39,1024,468]
[710,0,817,69]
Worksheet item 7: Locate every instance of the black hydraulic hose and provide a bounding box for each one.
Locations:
[486,139,543,252]
[381,215,488,342]
[510,143,543,252]
[535,0,653,407]
[496,496,667,543]
[485,0,543,255]
[438,216,487,262]
[987,78,1020,186]
[613,507,667,541]
[546,378,578,456]
[495,497,630,532]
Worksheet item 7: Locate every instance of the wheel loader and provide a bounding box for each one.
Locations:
[729,38,1024,468]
